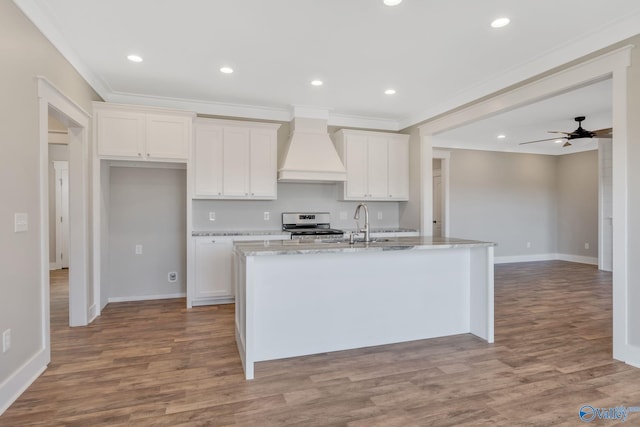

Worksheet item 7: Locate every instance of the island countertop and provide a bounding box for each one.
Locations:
[234,236,495,256]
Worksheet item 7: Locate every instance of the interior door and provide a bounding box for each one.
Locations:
[55,161,70,268]
[433,172,442,237]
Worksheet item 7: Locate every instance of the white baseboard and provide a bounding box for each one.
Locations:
[0,348,48,416]
[555,253,598,265]
[88,303,99,323]
[107,292,186,303]
[495,253,598,265]
[495,253,557,264]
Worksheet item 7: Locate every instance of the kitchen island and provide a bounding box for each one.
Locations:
[233,236,495,379]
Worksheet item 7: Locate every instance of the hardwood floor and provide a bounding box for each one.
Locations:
[3,262,639,426]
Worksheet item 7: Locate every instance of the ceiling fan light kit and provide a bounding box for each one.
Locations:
[519,116,612,147]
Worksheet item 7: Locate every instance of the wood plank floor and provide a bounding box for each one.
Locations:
[3,261,640,426]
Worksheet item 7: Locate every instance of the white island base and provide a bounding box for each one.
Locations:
[234,238,494,380]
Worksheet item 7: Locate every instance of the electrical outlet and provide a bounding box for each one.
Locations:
[585,243,590,250]
[264,212,270,221]
[209,211,216,221]
[3,329,10,353]
[168,272,177,282]
[377,211,383,220]
[135,244,143,255]
[526,242,531,248]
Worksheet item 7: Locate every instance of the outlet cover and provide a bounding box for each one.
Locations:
[209,211,216,221]
[14,213,28,233]
[339,211,347,220]
[585,243,590,250]
[526,242,531,248]
[135,244,143,255]
[264,212,270,221]
[2,329,10,353]
[168,272,177,282]
[377,212,383,220]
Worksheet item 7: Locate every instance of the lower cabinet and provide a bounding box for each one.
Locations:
[190,234,289,306]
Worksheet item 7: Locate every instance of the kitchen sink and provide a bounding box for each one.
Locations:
[318,238,390,244]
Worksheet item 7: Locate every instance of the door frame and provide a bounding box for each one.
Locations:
[418,46,634,366]
[38,77,92,349]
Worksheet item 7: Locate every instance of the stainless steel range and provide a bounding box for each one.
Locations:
[282,212,344,240]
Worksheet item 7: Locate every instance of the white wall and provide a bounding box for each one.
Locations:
[192,182,402,232]
[107,167,186,301]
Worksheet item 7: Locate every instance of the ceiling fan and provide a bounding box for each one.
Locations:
[519,116,613,147]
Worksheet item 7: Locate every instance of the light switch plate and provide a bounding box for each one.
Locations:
[14,213,28,232]
[135,244,143,255]
[2,329,10,353]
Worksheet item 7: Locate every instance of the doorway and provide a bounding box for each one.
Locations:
[432,159,442,237]
[38,77,93,356]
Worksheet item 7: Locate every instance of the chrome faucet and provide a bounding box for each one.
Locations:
[353,203,371,243]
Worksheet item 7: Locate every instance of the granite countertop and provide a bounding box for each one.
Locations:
[234,236,496,257]
[192,230,291,237]
[192,228,417,237]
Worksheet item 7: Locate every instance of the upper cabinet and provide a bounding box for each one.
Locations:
[193,118,280,199]
[94,103,194,162]
[333,129,410,201]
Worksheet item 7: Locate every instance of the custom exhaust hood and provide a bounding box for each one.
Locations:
[278,115,346,182]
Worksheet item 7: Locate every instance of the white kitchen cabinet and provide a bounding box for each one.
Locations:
[333,129,410,201]
[94,103,193,162]
[192,118,279,199]
[190,234,289,306]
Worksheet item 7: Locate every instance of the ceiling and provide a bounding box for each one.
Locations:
[15,0,640,139]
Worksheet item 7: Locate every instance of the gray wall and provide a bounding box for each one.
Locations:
[0,1,101,389]
[108,167,187,300]
[557,150,598,258]
[448,150,559,257]
[192,182,401,232]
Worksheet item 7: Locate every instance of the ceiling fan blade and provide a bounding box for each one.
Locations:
[548,131,572,135]
[519,137,566,145]
[593,127,613,137]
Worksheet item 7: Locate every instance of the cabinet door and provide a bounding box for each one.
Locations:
[387,138,409,200]
[194,238,234,299]
[193,125,224,197]
[249,129,277,198]
[223,128,251,197]
[367,136,389,199]
[96,110,145,158]
[146,114,190,161]
[344,134,368,199]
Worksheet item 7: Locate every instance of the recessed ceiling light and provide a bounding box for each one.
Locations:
[127,54,143,63]
[220,67,234,74]
[497,134,506,139]
[491,17,510,28]
[311,80,323,86]
[384,89,396,95]
[555,139,564,144]
[384,0,402,6]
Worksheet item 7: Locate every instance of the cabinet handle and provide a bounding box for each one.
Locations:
[251,193,255,196]
[138,152,142,157]
[211,240,216,243]
[245,193,248,196]
[218,192,222,196]
[147,153,150,157]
